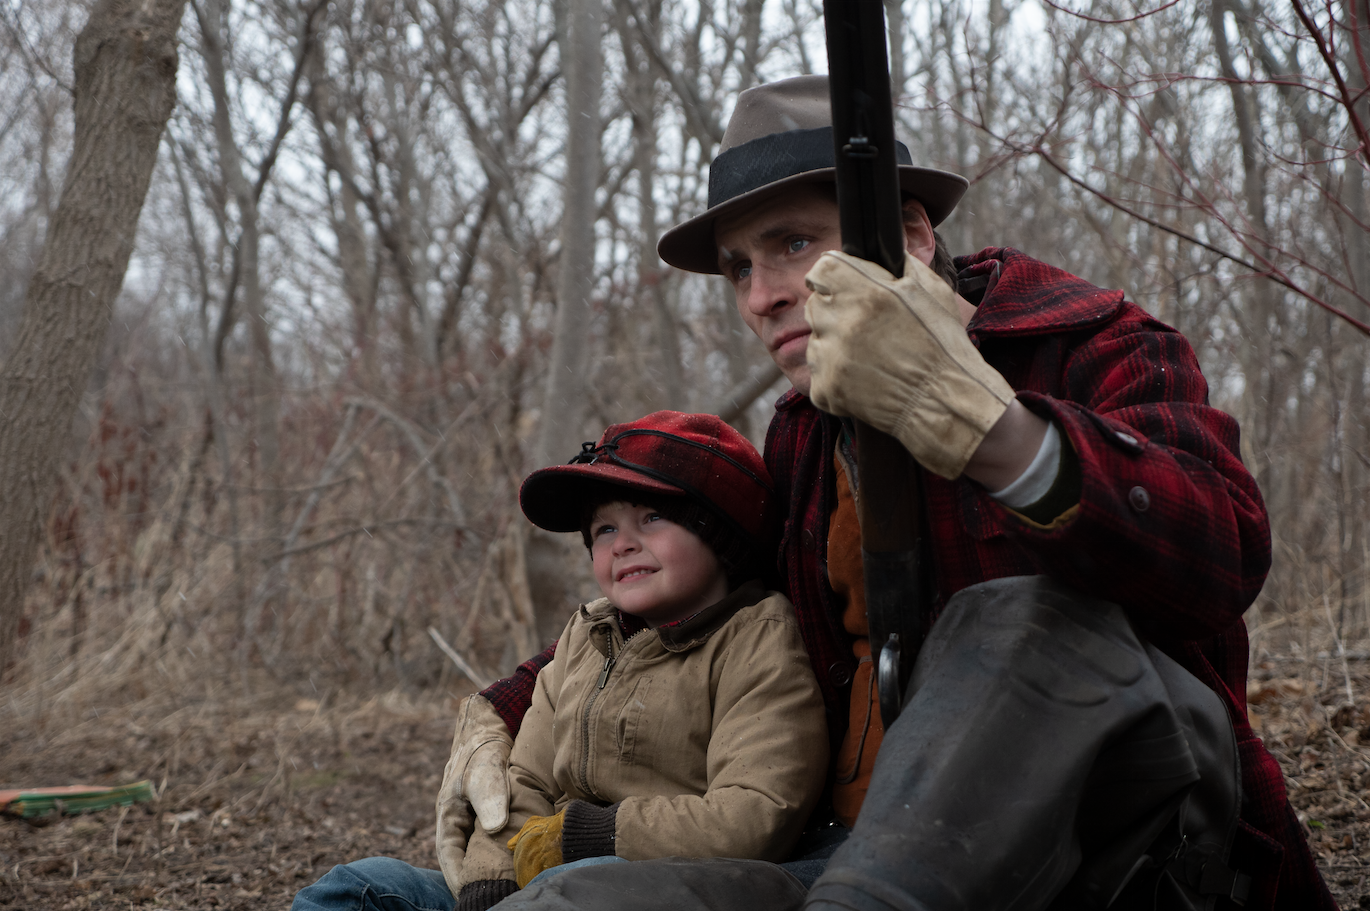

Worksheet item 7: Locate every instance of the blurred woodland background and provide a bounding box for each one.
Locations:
[2,1,1370,907]
[0,0,1366,714]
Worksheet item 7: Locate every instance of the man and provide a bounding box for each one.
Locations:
[319,77,1335,911]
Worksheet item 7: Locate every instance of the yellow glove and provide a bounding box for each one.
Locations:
[508,810,565,888]
[435,695,513,895]
[805,251,1015,479]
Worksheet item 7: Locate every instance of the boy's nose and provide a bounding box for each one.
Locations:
[612,530,640,555]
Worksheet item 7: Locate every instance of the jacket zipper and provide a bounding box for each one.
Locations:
[579,635,617,797]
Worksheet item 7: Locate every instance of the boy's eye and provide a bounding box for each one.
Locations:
[732,262,752,282]
[591,523,615,539]
[643,512,662,523]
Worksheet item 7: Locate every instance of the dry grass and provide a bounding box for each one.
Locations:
[1,598,1367,910]
[1,669,463,910]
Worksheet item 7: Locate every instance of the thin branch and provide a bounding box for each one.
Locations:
[436,184,495,355]
[342,396,473,525]
[251,0,329,203]
[709,363,785,423]
[427,627,492,688]
[1290,0,1370,165]
[0,4,74,94]
[270,518,476,559]
[621,0,726,147]
[1038,0,1181,26]
[1024,141,1370,336]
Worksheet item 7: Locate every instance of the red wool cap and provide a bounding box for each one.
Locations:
[519,411,773,542]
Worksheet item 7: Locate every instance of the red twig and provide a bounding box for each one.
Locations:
[1348,0,1370,116]
[1026,141,1370,336]
[1290,0,1370,165]
[1038,0,1181,25]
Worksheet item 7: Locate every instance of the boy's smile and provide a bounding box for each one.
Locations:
[590,501,730,627]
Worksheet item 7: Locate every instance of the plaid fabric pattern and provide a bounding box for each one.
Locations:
[521,411,773,540]
[482,644,555,737]
[482,247,1333,909]
[765,247,1332,910]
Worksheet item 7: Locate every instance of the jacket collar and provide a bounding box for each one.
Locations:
[583,579,768,655]
[656,579,766,652]
[958,247,1125,338]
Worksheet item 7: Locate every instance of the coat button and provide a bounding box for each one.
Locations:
[1128,486,1151,512]
[828,663,852,686]
[1115,431,1138,447]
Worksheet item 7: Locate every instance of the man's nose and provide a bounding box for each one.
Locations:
[745,263,797,316]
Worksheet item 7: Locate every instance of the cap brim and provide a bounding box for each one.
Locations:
[657,165,969,275]
[519,463,686,533]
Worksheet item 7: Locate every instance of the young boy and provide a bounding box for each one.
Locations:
[452,411,828,910]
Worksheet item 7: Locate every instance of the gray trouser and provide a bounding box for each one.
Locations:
[495,577,1240,911]
[806,576,1241,911]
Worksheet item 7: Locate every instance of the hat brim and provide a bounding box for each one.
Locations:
[658,165,969,276]
[519,463,686,534]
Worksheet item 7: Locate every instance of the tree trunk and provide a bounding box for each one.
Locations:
[885,0,905,102]
[0,0,188,673]
[197,0,285,538]
[535,0,605,469]
[617,0,682,411]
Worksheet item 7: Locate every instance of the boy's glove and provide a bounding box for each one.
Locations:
[508,810,565,887]
[435,695,514,892]
[804,251,1015,480]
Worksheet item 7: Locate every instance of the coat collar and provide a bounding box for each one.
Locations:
[957,247,1125,338]
[584,579,768,655]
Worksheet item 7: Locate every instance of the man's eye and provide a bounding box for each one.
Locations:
[788,238,809,254]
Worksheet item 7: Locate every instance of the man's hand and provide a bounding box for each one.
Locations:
[508,810,565,888]
[804,251,1016,480]
[435,695,513,893]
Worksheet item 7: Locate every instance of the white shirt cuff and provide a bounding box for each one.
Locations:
[989,421,1062,509]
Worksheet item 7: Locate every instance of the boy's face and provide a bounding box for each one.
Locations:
[589,501,729,627]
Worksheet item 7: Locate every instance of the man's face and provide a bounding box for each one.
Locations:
[714,184,841,396]
[714,183,942,395]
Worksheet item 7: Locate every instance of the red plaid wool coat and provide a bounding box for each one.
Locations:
[482,248,1334,910]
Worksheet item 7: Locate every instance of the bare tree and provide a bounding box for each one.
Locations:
[0,0,188,671]
[535,0,606,468]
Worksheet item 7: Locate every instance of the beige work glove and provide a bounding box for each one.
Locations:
[805,251,1016,480]
[435,694,513,894]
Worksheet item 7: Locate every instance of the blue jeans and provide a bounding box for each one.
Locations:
[290,837,843,911]
[290,856,634,910]
[291,856,454,911]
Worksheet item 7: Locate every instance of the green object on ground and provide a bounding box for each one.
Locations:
[0,780,155,817]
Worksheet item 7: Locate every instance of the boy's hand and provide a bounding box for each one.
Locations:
[435,695,514,892]
[508,811,565,887]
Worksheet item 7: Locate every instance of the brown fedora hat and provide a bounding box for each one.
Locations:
[657,75,969,275]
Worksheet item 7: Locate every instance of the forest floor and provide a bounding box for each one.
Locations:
[1,654,1368,911]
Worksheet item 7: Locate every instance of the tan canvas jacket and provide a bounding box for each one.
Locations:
[457,581,828,889]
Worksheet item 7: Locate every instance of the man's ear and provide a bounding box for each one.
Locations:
[902,199,936,267]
